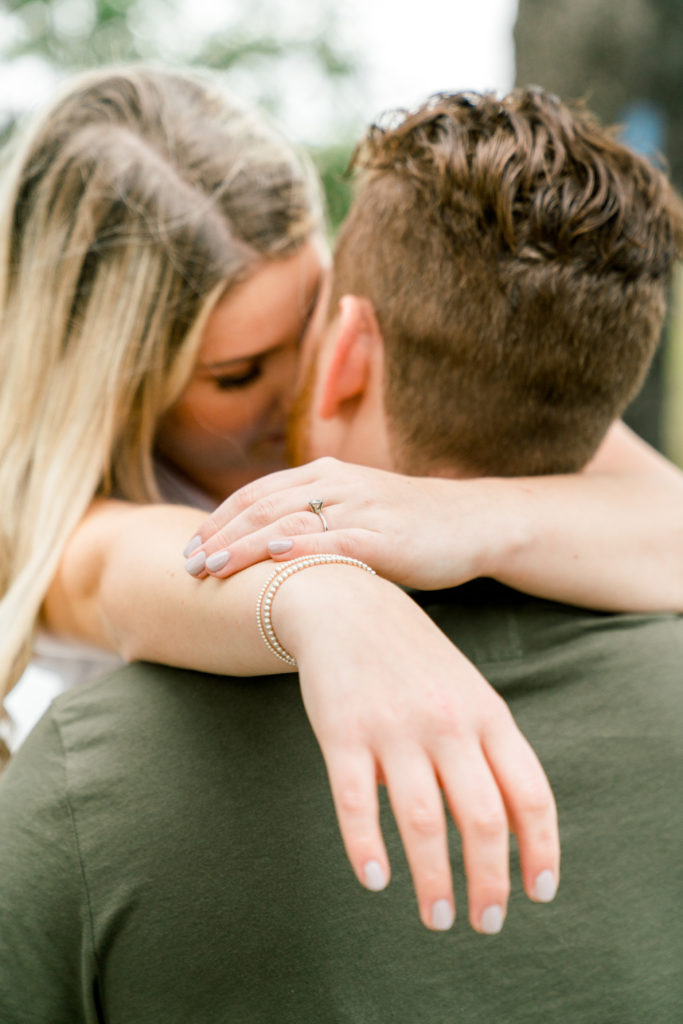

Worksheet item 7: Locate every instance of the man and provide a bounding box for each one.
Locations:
[1,87,682,1022]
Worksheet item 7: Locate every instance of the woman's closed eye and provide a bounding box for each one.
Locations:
[211,362,263,390]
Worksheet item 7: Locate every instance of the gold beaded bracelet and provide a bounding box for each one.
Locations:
[256,554,377,667]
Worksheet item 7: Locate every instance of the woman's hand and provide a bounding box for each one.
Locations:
[183,457,527,589]
[272,562,559,934]
[186,422,683,613]
[61,501,559,933]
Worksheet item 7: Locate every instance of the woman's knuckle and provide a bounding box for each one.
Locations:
[420,865,447,888]
[286,512,311,534]
[321,712,362,747]
[488,698,516,732]
[252,496,277,526]
[470,806,506,840]
[317,455,337,473]
[407,802,441,836]
[338,784,367,817]
[199,510,220,536]
[517,780,553,820]
[235,480,261,510]
[424,693,462,735]
[335,533,359,559]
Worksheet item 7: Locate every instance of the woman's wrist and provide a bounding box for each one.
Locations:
[449,477,536,583]
[257,555,376,666]
[269,560,395,667]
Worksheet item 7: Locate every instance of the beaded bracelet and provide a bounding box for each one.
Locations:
[256,554,377,667]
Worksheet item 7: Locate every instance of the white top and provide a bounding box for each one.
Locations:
[4,638,125,752]
[3,462,215,753]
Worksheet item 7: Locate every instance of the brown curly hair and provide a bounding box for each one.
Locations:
[331,87,683,475]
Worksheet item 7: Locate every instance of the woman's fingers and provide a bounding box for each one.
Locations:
[322,729,554,936]
[184,499,330,578]
[197,485,328,553]
[188,458,347,548]
[203,528,379,580]
[322,745,391,893]
[382,749,456,930]
[325,738,517,935]
[185,477,391,580]
[437,748,511,934]
[314,708,557,934]
[483,709,560,904]
[185,480,369,577]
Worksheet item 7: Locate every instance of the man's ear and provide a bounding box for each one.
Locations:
[318,295,382,419]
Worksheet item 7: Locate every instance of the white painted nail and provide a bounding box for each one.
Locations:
[183,535,202,558]
[480,904,504,934]
[268,538,294,555]
[534,870,557,903]
[185,551,206,576]
[432,899,454,931]
[205,550,230,572]
[363,860,387,892]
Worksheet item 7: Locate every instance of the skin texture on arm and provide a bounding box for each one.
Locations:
[487,421,683,611]
[42,500,283,676]
[189,421,683,613]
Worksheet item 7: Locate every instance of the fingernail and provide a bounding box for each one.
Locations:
[185,551,206,576]
[268,539,294,555]
[534,870,557,903]
[480,904,504,935]
[363,860,387,892]
[183,535,202,558]
[205,550,230,572]
[431,899,454,931]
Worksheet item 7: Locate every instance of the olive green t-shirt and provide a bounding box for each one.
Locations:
[1,581,682,1023]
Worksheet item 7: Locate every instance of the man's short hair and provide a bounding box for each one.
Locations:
[332,87,683,475]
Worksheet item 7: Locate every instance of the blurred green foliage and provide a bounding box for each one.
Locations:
[0,0,360,230]
[0,0,356,81]
[310,143,355,237]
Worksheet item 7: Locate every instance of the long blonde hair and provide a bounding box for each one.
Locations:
[0,65,321,755]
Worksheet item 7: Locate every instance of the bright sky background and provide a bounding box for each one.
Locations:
[0,0,519,143]
[344,0,518,117]
[273,0,520,142]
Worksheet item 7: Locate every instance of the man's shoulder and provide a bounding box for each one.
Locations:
[410,579,683,686]
[49,660,303,769]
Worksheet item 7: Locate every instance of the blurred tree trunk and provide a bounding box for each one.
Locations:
[515,0,683,453]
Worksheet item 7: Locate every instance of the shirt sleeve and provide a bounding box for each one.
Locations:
[0,711,98,1024]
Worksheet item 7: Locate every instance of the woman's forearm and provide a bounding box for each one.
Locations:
[42,499,285,675]
[186,420,683,613]
[484,422,683,612]
[42,502,562,935]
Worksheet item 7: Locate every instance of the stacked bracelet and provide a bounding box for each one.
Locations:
[256,554,377,667]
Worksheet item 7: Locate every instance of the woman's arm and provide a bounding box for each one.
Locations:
[43,499,279,675]
[188,420,683,612]
[486,421,683,611]
[41,498,559,934]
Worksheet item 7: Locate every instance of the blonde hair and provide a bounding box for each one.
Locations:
[0,65,321,758]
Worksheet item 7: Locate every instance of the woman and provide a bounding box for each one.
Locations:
[0,63,324,696]
[1,65,682,935]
